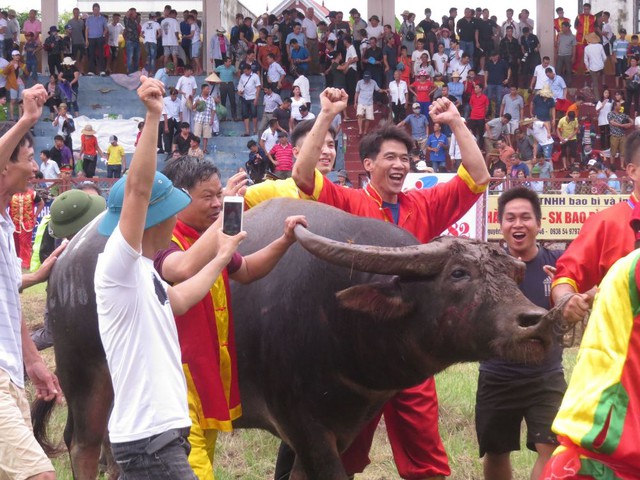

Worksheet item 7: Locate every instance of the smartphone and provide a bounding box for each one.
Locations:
[222,196,244,236]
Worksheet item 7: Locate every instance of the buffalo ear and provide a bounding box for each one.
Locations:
[336,283,415,321]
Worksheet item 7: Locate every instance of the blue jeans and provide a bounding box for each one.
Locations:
[459,41,475,68]
[485,84,505,116]
[111,428,197,480]
[540,143,553,160]
[126,41,140,74]
[25,58,38,83]
[107,165,122,178]
[145,42,157,73]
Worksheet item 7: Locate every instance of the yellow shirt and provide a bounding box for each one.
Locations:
[557,116,578,140]
[244,170,323,209]
[107,144,126,166]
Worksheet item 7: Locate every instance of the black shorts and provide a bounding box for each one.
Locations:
[475,370,566,457]
[561,139,578,159]
[110,46,119,58]
[241,98,257,119]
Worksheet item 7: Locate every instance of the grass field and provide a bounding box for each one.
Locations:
[21,283,578,480]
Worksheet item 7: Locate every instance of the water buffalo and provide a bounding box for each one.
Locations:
[34,198,557,479]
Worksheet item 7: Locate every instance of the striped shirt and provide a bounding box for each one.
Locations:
[614,39,629,59]
[0,212,24,387]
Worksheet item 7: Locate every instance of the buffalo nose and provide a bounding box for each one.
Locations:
[517,310,545,329]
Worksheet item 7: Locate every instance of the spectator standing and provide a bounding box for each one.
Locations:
[573,3,597,73]
[625,56,640,115]
[474,8,493,74]
[23,33,39,86]
[289,39,310,76]
[142,12,161,75]
[584,32,607,101]
[274,97,292,132]
[161,9,180,69]
[187,15,202,75]
[192,83,218,153]
[269,131,294,178]
[172,122,192,156]
[501,9,520,39]
[67,8,86,73]
[23,9,42,44]
[160,87,182,154]
[5,10,19,61]
[608,101,633,167]
[530,85,556,127]
[123,8,141,75]
[515,127,534,163]
[457,8,476,67]
[484,51,510,117]
[555,22,576,85]
[49,135,73,169]
[343,36,359,117]
[39,149,60,182]
[355,71,383,136]
[426,123,448,171]
[209,28,230,69]
[106,13,124,75]
[499,26,521,88]
[44,26,65,76]
[215,57,238,121]
[500,85,524,143]
[529,120,555,165]
[58,57,80,117]
[483,114,511,160]
[258,84,282,135]
[388,69,409,124]
[409,70,435,117]
[265,53,285,93]
[468,83,490,148]
[530,57,554,92]
[78,124,104,178]
[180,10,192,66]
[398,103,429,155]
[176,65,197,127]
[365,15,383,42]
[85,3,108,76]
[596,88,613,150]
[520,28,541,88]
[400,11,417,55]
[5,51,27,121]
[293,73,310,105]
[0,10,7,59]
[557,111,579,169]
[106,135,126,178]
[302,8,318,74]
[238,64,261,136]
[260,118,279,157]
[613,29,629,88]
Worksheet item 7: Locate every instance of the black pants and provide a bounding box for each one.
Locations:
[4,39,14,61]
[88,37,105,74]
[391,102,406,124]
[219,82,237,118]
[599,124,610,150]
[83,156,97,178]
[159,118,178,152]
[345,69,358,105]
[467,119,486,149]
[48,53,62,76]
[627,86,640,115]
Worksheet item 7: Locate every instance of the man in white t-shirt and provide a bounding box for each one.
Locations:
[107,14,124,75]
[529,57,554,91]
[0,14,7,58]
[176,65,198,127]
[260,118,279,154]
[411,39,430,77]
[238,64,261,136]
[343,36,359,114]
[142,12,161,74]
[95,76,245,479]
[293,73,310,104]
[161,9,180,68]
[365,15,383,41]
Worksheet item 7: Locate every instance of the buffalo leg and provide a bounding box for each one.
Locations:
[66,364,113,480]
[281,426,348,480]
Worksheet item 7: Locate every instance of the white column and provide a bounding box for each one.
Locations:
[203,0,222,74]
[537,0,556,64]
[41,0,59,73]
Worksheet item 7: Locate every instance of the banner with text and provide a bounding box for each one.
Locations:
[487,194,628,241]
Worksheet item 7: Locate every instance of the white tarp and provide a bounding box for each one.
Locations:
[71,116,144,154]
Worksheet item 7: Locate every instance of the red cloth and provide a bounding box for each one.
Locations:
[469,93,490,120]
[553,196,637,294]
[269,143,294,172]
[81,134,99,156]
[13,230,32,270]
[308,174,482,476]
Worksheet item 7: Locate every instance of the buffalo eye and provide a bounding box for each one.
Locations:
[450,268,469,280]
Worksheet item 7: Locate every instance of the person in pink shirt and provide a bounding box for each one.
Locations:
[268,131,294,179]
[22,10,42,43]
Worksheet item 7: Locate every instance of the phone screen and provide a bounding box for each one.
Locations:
[222,200,243,236]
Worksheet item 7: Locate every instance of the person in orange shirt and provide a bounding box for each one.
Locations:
[573,3,597,72]
[5,51,29,121]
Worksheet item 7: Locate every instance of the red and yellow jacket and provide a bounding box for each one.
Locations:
[170,220,242,431]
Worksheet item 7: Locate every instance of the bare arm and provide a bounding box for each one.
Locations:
[292,88,348,193]
[231,216,307,284]
[118,76,164,250]
[0,85,46,174]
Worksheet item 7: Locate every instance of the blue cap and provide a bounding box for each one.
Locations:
[98,172,191,236]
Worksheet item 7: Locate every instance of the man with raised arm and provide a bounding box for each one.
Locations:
[0,85,64,480]
[94,76,246,478]
[290,87,490,479]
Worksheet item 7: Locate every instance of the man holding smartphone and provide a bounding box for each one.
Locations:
[154,156,307,478]
[95,76,247,478]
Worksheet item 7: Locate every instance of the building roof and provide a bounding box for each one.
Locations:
[269,0,330,22]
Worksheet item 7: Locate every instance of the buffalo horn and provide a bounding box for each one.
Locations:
[293,225,449,277]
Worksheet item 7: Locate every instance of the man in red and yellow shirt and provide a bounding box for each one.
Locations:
[154,157,306,479]
[551,131,640,324]
[573,3,597,73]
[291,87,490,479]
